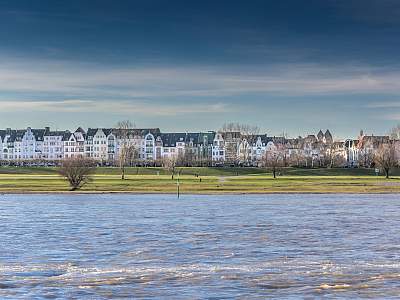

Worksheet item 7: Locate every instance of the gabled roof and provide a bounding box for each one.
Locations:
[86,128,98,138]
[8,130,27,142]
[0,130,5,142]
[31,129,46,141]
[86,128,113,138]
[325,129,332,138]
[62,131,72,141]
[4,128,46,142]
[102,128,113,136]
[75,127,86,134]
[88,128,113,137]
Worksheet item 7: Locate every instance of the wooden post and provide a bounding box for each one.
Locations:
[177,175,180,198]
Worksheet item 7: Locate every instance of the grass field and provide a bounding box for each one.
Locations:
[0,166,399,194]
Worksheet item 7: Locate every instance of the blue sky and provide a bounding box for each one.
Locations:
[1,0,400,138]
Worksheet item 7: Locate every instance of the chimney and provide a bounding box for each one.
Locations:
[45,126,50,132]
[6,128,11,135]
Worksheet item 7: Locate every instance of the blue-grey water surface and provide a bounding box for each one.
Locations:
[1,194,400,299]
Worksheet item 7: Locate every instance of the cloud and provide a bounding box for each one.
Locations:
[382,113,400,121]
[365,100,400,121]
[366,101,400,108]
[1,57,400,104]
[0,99,230,116]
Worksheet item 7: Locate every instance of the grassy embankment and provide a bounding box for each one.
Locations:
[0,166,400,194]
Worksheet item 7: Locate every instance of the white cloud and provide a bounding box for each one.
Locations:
[0,99,230,115]
[366,101,400,108]
[1,57,400,99]
[382,113,400,121]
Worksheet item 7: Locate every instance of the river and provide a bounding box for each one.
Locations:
[0,194,400,299]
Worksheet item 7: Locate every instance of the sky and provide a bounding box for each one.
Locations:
[1,0,400,138]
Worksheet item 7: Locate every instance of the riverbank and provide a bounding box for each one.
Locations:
[0,167,399,194]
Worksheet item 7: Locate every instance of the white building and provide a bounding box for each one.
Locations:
[212,132,225,162]
[43,127,64,160]
[2,128,45,160]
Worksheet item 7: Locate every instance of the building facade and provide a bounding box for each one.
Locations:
[0,126,397,168]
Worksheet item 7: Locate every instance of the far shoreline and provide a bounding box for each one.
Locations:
[1,190,400,195]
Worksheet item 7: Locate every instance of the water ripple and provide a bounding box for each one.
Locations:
[1,194,400,299]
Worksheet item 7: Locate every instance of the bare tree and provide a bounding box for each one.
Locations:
[115,120,136,180]
[263,150,283,179]
[358,150,374,168]
[183,146,196,166]
[289,151,305,167]
[325,142,348,168]
[374,142,397,178]
[221,122,260,136]
[281,145,289,167]
[324,143,336,168]
[162,156,178,180]
[221,122,260,165]
[390,124,400,140]
[221,122,260,145]
[332,154,347,168]
[58,157,96,190]
[221,122,239,132]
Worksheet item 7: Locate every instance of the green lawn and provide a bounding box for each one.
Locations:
[0,167,399,194]
[0,166,265,176]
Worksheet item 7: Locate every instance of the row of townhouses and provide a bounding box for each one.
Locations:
[0,127,398,167]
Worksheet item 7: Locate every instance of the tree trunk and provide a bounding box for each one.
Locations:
[121,165,125,180]
[273,167,276,179]
[385,168,390,179]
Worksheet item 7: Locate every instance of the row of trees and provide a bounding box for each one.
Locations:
[57,142,397,191]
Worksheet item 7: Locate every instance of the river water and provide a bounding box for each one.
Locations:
[1,194,400,299]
